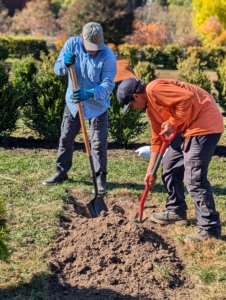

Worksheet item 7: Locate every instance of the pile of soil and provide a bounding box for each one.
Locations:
[47,192,194,300]
[3,137,225,299]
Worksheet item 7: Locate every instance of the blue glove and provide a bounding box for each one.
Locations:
[64,52,76,67]
[72,88,94,102]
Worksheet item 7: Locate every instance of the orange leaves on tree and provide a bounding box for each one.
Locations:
[126,20,167,47]
[200,16,226,46]
[214,31,226,46]
[201,16,222,40]
[10,0,57,36]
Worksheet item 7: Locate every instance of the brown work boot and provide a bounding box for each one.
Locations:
[151,210,188,225]
[42,170,68,186]
[184,229,221,243]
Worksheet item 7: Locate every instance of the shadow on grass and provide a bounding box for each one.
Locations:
[0,273,47,300]
[0,272,149,300]
[69,178,226,199]
[1,136,226,157]
[0,136,148,151]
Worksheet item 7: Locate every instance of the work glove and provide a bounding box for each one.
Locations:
[64,52,76,67]
[72,87,94,103]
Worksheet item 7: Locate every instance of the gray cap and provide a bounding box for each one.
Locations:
[82,22,104,51]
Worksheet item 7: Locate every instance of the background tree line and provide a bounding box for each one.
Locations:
[0,0,226,47]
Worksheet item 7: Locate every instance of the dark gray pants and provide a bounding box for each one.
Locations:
[56,105,108,175]
[162,133,221,234]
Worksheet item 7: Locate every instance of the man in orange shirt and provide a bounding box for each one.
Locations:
[117,77,224,243]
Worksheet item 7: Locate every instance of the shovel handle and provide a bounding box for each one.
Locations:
[69,65,99,199]
[69,65,91,157]
[137,181,150,222]
[137,131,176,222]
[159,131,177,154]
[152,131,176,175]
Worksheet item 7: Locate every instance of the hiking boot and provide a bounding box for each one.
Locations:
[151,210,188,225]
[93,173,106,195]
[184,229,221,243]
[42,171,68,186]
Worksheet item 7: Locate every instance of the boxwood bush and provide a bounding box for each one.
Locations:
[214,58,226,111]
[0,61,21,135]
[177,54,212,93]
[22,50,67,141]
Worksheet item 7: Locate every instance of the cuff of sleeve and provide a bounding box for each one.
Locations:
[168,117,178,130]
[151,144,161,152]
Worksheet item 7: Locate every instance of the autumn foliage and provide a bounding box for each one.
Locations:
[200,16,226,46]
[192,0,226,46]
[126,20,167,47]
[10,0,57,36]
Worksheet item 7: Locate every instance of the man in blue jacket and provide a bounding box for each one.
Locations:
[42,22,117,194]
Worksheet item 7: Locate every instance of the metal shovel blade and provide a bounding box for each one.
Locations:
[86,195,108,218]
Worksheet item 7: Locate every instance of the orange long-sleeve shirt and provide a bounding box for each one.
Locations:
[146,79,224,152]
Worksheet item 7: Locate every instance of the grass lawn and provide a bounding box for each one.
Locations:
[0,69,226,299]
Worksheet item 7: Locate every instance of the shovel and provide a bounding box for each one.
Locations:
[69,65,108,218]
[137,131,176,222]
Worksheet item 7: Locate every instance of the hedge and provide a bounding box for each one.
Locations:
[0,36,49,59]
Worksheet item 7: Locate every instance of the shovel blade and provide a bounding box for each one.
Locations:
[86,195,108,218]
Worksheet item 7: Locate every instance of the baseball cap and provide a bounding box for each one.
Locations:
[82,22,104,51]
[117,78,143,113]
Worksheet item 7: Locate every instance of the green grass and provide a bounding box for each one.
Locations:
[0,133,226,299]
[0,69,225,299]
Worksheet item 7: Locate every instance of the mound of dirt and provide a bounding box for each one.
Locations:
[47,193,194,300]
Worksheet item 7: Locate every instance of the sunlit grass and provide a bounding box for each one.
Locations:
[0,68,225,299]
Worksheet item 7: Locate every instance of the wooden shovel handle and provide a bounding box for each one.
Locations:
[69,65,91,157]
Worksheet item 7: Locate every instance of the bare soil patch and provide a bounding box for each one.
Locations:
[46,192,194,300]
[1,136,226,299]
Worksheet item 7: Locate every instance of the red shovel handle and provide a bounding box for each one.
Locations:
[137,131,176,222]
[160,131,177,143]
[137,175,152,222]
[159,131,177,155]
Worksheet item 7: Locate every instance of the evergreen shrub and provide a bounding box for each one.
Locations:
[0,43,8,60]
[163,44,181,69]
[206,46,226,70]
[3,36,48,59]
[214,58,226,111]
[11,55,38,107]
[22,50,67,141]
[177,54,212,93]
[141,45,161,65]
[118,44,139,67]
[109,84,149,147]
[185,46,207,68]
[134,61,156,83]
[0,62,20,135]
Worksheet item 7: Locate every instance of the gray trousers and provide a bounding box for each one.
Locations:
[56,105,108,175]
[162,133,221,234]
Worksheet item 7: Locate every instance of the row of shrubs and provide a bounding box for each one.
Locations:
[116,44,226,70]
[1,46,226,261]
[1,49,226,146]
[1,35,226,70]
[0,36,50,60]
[0,50,149,147]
